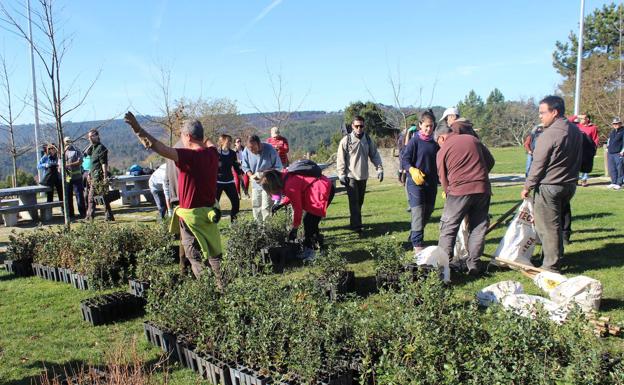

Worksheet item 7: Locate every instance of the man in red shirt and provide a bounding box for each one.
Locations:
[435,125,495,276]
[267,126,290,166]
[124,112,222,282]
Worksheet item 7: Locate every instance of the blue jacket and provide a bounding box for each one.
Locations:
[401,134,439,206]
[241,143,283,188]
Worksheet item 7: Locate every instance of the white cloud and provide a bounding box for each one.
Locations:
[232,0,283,41]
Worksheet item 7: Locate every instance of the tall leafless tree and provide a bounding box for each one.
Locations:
[0,54,30,187]
[1,0,100,228]
[247,64,308,130]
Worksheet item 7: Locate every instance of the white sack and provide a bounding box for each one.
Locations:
[534,271,568,295]
[416,246,450,283]
[501,294,570,323]
[549,275,602,312]
[453,217,469,261]
[493,200,538,266]
[476,280,524,307]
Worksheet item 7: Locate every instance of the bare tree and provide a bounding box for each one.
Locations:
[149,64,184,146]
[504,98,539,146]
[0,54,30,187]
[247,64,308,130]
[1,0,100,228]
[176,96,246,140]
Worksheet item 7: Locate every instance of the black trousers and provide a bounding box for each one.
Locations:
[346,178,367,229]
[216,182,240,220]
[302,186,335,248]
[46,176,63,203]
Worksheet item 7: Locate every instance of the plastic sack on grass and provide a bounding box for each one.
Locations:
[476,280,524,307]
[493,200,538,266]
[534,271,568,295]
[416,246,450,283]
[501,294,570,323]
[549,275,602,312]
[453,217,469,261]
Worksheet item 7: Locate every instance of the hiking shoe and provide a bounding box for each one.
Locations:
[581,180,588,187]
[298,247,316,262]
[614,185,622,190]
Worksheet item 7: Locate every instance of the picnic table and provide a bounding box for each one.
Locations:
[109,175,154,206]
[0,185,61,226]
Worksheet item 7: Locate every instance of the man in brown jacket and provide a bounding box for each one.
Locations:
[521,96,582,272]
[435,125,495,275]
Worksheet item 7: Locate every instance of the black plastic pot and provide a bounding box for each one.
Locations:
[143,321,177,359]
[71,273,90,290]
[80,292,144,326]
[175,337,199,373]
[321,271,355,301]
[229,364,272,385]
[128,279,150,298]
[58,267,73,284]
[196,352,232,385]
[4,259,34,277]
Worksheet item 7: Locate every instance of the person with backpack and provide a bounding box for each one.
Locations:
[216,134,242,221]
[259,161,335,261]
[521,96,582,272]
[336,115,383,233]
[401,110,439,255]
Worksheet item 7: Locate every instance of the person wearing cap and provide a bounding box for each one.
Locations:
[267,126,290,166]
[336,115,384,233]
[606,116,624,190]
[241,134,283,221]
[63,137,86,218]
[440,106,479,137]
[124,111,223,285]
[521,96,582,272]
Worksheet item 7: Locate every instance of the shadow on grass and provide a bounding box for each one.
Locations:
[0,273,19,281]
[571,212,614,221]
[562,242,624,274]
[5,359,91,385]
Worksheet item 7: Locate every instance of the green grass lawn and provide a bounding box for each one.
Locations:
[1,147,622,384]
[490,146,607,176]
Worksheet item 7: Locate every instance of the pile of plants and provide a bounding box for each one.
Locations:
[5,221,175,289]
[146,267,624,385]
[221,212,291,282]
[368,234,415,288]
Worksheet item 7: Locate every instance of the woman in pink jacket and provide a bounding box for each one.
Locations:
[259,169,335,260]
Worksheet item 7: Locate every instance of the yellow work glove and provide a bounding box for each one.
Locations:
[442,191,447,200]
[408,167,426,186]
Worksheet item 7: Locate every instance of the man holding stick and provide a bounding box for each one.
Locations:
[521,96,582,272]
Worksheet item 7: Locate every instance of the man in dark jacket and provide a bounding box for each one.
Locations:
[607,117,624,189]
[435,125,495,275]
[521,96,582,272]
[85,129,114,221]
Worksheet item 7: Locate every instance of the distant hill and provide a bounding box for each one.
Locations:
[0,107,447,179]
[0,111,343,178]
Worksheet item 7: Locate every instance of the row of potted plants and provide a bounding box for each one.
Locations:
[80,291,146,326]
[4,221,175,289]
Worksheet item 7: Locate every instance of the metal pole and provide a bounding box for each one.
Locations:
[27,0,42,181]
[573,0,585,116]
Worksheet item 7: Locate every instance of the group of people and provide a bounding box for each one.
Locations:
[37,129,114,221]
[118,93,613,283]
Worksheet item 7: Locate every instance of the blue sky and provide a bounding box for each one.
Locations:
[0,0,614,124]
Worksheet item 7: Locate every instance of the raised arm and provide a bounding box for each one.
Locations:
[124,111,179,162]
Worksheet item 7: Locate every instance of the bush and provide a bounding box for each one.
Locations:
[312,247,348,288]
[6,228,48,262]
[221,213,290,281]
[368,234,409,277]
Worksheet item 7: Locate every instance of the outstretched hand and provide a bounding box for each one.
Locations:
[124,111,141,133]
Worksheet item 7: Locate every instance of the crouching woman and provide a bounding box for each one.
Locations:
[259,169,335,260]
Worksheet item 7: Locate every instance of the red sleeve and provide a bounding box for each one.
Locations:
[591,127,599,147]
[284,177,303,228]
[523,135,532,153]
[282,138,289,153]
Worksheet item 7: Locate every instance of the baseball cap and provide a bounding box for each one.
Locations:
[439,107,460,122]
[612,117,622,124]
[63,136,72,144]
